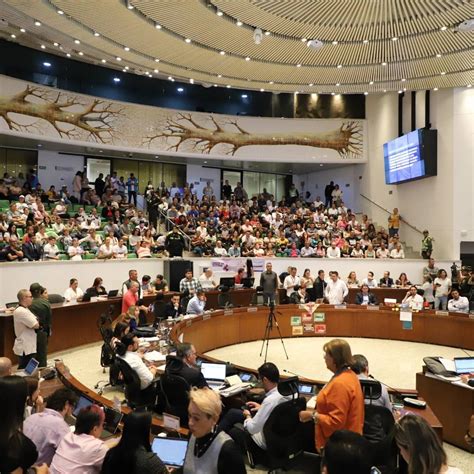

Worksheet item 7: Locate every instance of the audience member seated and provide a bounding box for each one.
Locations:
[355,284,378,305]
[24,376,45,418]
[362,271,378,288]
[101,411,167,474]
[299,339,364,452]
[116,334,157,390]
[164,294,185,319]
[0,356,13,377]
[63,278,84,302]
[199,268,218,290]
[346,271,359,287]
[402,286,424,310]
[85,277,107,298]
[187,290,207,315]
[289,284,309,304]
[110,322,130,349]
[151,274,169,293]
[447,289,469,313]
[165,342,208,388]
[379,271,394,287]
[394,414,463,474]
[396,272,411,288]
[325,271,348,305]
[229,362,290,463]
[50,404,108,473]
[321,430,371,474]
[23,388,78,466]
[43,236,60,260]
[184,387,246,474]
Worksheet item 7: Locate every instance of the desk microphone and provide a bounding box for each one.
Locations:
[283,369,303,378]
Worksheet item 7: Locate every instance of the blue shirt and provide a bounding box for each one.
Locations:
[186,296,206,315]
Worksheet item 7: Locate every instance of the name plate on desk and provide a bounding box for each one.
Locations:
[435,310,449,316]
[366,305,380,311]
[247,307,258,312]
[224,310,233,316]
[335,304,347,310]
[203,314,211,320]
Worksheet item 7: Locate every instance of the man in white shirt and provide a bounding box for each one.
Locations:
[326,242,341,258]
[13,289,39,369]
[402,286,424,310]
[198,268,218,290]
[117,333,157,390]
[43,236,60,260]
[300,241,315,257]
[113,238,128,259]
[390,242,405,259]
[362,271,378,288]
[376,242,390,259]
[325,271,349,304]
[213,240,228,257]
[447,289,469,313]
[283,267,300,298]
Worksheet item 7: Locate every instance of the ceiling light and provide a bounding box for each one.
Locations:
[269,81,274,84]
[154,58,160,63]
[57,10,64,15]
[363,39,369,44]
[296,63,301,67]
[116,56,122,61]
[122,68,127,72]
[401,78,406,82]
[440,26,447,31]
[10,34,16,38]
[220,51,226,55]
[369,81,374,85]
[383,89,387,93]
[20,28,26,33]
[113,77,120,82]
[336,83,341,87]
[124,66,129,70]
[177,87,184,92]
[337,64,342,68]
[66,53,71,57]
[403,87,407,91]
[245,56,250,61]
[236,20,243,26]
[433,87,438,91]
[398,90,403,94]
[364,92,368,95]
[392,36,398,41]
[309,83,313,86]
[168,76,174,81]
[101,59,106,63]
[185,38,192,43]
[241,94,248,98]
[74,39,80,44]
[154,69,159,73]
[213,84,218,87]
[126,1,134,9]
[40,44,46,49]
[331,92,336,96]
[124,46,130,51]
[301,38,307,42]
[260,88,265,92]
[468,84,472,88]
[34,20,41,26]
[155,23,162,29]
[37,144,42,147]
[332,41,338,45]
[189,78,194,84]
[441,71,446,75]
[78,51,83,55]
[94,32,100,37]
[216,10,223,16]
[295,91,299,95]
[43,62,51,67]
[264,31,271,36]
[436,53,442,58]
[226,85,231,88]
[217,74,222,78]
[53,42,59,46]
[382,62,387,66]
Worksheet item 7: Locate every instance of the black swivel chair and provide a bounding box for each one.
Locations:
[255,377,307,471]
[217,286,233,308]
[360,379,397,473]
[159,373,191,427]
[116,357,157,410]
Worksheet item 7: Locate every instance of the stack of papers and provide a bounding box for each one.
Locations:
[143,351,167,363]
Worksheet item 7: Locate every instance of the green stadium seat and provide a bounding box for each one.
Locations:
[127,253,138,259]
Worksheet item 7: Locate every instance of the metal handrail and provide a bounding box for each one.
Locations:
[360,194,429,238]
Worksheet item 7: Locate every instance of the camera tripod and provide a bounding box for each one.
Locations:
[260,303,289,363]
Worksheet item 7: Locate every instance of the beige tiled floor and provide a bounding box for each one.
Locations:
[50,337,473,473]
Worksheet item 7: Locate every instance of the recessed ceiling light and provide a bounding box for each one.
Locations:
[294,91,299,95]
[336,83,341,86]
[383,89,387,93]
[20,28,26,33]
[177,87,184,92]
[236,20,243,26]
[260,88,265,92]
[113,77,120,83]
[269,81,274,84]
[168,76,174,81]
[264,31,271,36]
[440,71,446,75]
[301,38,307,42]
[185,38,192,43]
[401,78,406,82]
[245,56,251,61]
[436,53,442,58]
[124,46,130,51]
[331,92,335,96]
[53,42,59,46]
[337,64,342,68]
[116,56,122,61]
[364,92,369,95]
[296,63,301,67]
[467,84,472,88]
[74,39,80,44]
[392,36,398,41]
[217,74,222,78]
[66,53,71,57]
[127,1,134,9]
[332,41,338,45]
[43,62,51,67]
[241,94,248,98]
[433,87,438,91]
[382,62,387,66]
[40,44,46,49]
[101,59,106,63]
[213,84,218,87]
[37,144,42,147]
[34,20,41,26]
[78,51,83,55]
[154,68,159,73]
[189,78,194,84]
[10,34,16,38]
[155,23,162,29]
[226,85,231,88]
[57,10,64,15]
[124,66,129,70]
[309,83,313,86]
[122,68,127,72]
[216,10,223,16]
[94,32,100,37]
[440,26,447,31]
[154,58,160,63]
[398,90,403,94]
[363,39,369,44]
[220,51,226,55]
[369,81,374,85]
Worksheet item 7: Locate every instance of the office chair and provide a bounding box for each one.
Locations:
[116,357,157,410]
[217,289,233,308]
[159,373,191,427]
[359,379,397,474]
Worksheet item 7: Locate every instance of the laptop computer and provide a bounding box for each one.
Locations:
[101,407,123,439]
[73,395,93,417]
[454,357,474,375]
[151,437,188,468]
[16,358,40,377]
[107,290,119,298]
[201,362,227,390]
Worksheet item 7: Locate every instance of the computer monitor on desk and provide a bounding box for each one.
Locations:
[242,277,255,289]
[219,277,235,289]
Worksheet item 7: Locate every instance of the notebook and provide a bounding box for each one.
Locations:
[454,357,474,375]
[201,362,226,389]
[151,437,188,467]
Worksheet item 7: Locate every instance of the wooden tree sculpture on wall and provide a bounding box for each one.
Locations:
[145,112,363,157]
[0,85,122,143]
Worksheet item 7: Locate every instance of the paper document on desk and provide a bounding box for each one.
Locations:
[140,337,160,343]
[438,357,456,372]
[144,351,167,363]
[400,311,412,322]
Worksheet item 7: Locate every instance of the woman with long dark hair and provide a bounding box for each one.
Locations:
[101,411,166,474]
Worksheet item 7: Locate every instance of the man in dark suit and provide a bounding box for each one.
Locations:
[163,294,185,319]
[379,271,394,287]
[355,284,378,305]
[22,237,42,261]
[314,269,328,300]
[165,342,208,388]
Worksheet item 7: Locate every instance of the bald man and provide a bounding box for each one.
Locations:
[0,357,12,377]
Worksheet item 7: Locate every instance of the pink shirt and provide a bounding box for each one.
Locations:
[122,289,138,313]
[50,432,107,474]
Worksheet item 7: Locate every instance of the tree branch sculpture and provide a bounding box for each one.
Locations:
[0,85,122,142]
[145,113,363,157]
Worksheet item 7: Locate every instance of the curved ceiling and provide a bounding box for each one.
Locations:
[1,0,472,94]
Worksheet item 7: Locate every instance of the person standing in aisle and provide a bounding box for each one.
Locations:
[29,283,52,368]
[126,173,138,206]
[259,262,279,306]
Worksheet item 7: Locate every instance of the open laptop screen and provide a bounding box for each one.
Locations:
[201,362,226,382]
[73,395,93,417]
[454,357,474,375]
[151,438,188,467]
[24,358,40,375]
